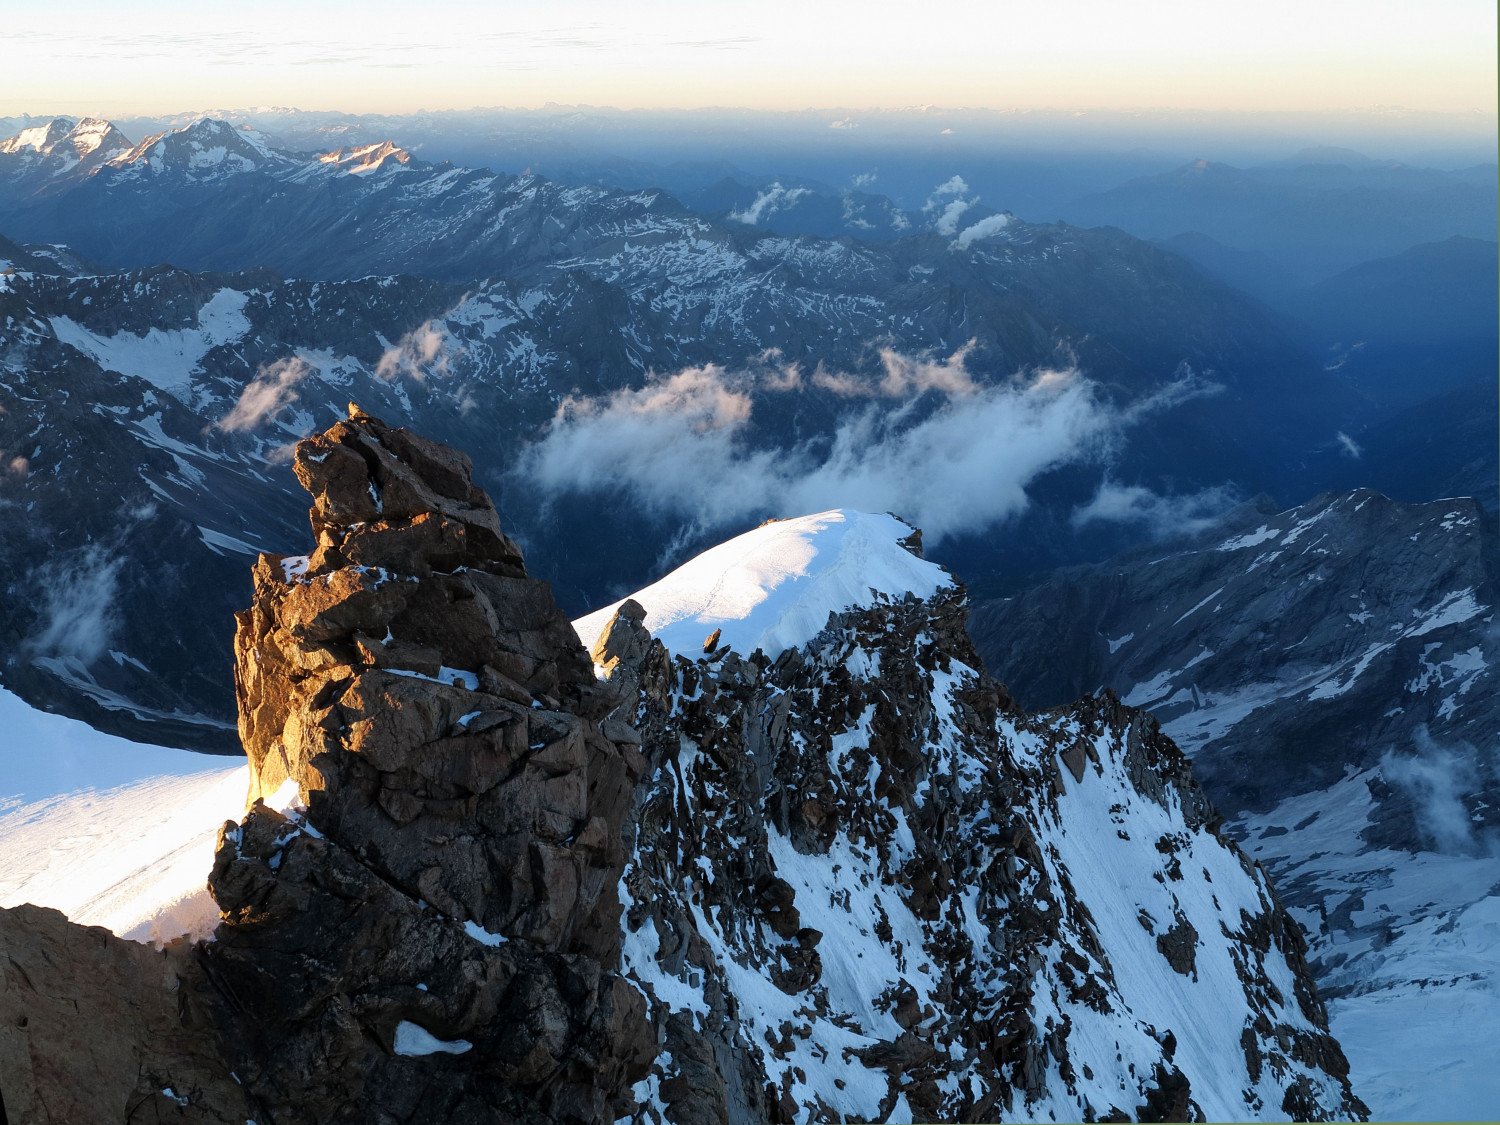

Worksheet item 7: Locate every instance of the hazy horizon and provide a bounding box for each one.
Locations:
[6,0,1495,120]
[4,104,1494,175]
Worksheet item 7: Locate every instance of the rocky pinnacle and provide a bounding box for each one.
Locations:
[204,404,654,1123]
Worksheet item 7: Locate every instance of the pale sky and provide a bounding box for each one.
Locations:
[3,0,1495,116]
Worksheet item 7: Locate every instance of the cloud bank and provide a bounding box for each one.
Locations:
[524,350,1202,543]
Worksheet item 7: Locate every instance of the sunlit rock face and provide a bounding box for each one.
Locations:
[585,514,1367,1123]
[206,404,654,1123]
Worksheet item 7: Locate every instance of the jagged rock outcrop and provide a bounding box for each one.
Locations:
[588,533,1369,1122]
[203,405,654,1122]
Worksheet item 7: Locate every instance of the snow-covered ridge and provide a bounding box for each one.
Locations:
[104,118,291,181]
[606,557,1365,1120]
[572,509,950,660]
[0,116,131,172]
[0,685,244,944]
[313,140,412,176]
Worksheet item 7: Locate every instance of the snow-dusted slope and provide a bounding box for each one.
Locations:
[1241,775,1500,1122]
[0,685,244,944]
[970,488,1499,1121]
[588,523,1365,1122]
[573,510,949,659]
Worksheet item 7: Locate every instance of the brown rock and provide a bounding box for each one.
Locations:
[0,905,252,1124]
[203,407,654,1123]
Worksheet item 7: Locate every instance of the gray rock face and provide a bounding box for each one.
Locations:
[592,572,1367,1121]
[205,405,655,1122]
[969,488,1500,1119]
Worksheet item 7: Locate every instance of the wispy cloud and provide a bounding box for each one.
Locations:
[923,175,976,234]
[523,350,1203,543]
[809,341,980,398]
[728,182,811,225]
[1381,728,1494,857]
[26,545,123,668]
[1071,480,1237,539]
[376,320,457,381]
[953,212,1012,249]
[218,355,313,432]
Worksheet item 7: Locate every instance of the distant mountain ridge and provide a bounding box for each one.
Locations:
[1065,154,1498,284]
[0,116,1382,750]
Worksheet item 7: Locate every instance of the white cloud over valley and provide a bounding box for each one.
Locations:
[524,349,1211,544]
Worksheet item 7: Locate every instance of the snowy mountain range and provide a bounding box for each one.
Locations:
[0,110,1492,1121]
[0,116,1369,753]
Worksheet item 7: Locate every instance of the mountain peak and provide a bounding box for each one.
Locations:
[106,116,286,180]
[572,509,951,660]
[314,139,413,174]
[0,115,131,183]
[0,116,77,155]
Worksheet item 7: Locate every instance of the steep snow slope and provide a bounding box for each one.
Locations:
[0,685,244,943]
[970,489,1499,1121]
[1241,775,1500,1122]
[589,511,1364,1121]
[573,510,950,659]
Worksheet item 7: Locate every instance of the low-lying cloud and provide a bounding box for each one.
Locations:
[376,319,457,381]
[27,544,123,668]
[923,175,1016,246]
[1380,728,1494,857]
[218,355,314,432]
[1071,481,1238,539]
[807,342,979,399]
[729,183,812,226]
[923,176,977,235]
[524,350,1204,544]
[954,212,1013,249]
